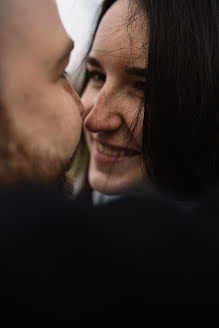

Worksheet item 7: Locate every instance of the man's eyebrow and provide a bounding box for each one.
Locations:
[126,66,148,77]
[57,39,74,65]
[86,56,102,68]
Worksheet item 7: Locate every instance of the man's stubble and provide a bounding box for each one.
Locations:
[0,99,74,195]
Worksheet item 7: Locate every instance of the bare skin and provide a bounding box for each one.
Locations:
[0,0,84,190]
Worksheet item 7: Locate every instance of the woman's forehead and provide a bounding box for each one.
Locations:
[95,0,146,40]
[90,0,148,66]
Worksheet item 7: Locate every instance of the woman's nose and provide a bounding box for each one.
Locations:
[83,88,122,133]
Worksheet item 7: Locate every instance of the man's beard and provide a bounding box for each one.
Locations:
[0,106,74,197]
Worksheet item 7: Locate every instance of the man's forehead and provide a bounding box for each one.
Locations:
[0,0,72,73]
[1,0,68,47]
[0,0,60,33]
[0,0,56,15]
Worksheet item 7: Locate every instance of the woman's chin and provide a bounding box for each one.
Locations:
[88,171,140,196]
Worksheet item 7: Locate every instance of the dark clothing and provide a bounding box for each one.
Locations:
[0,186,219,322]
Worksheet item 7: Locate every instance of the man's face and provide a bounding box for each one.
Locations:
[0,0,83,189]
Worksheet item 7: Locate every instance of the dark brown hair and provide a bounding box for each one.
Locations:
[81,0,219,200]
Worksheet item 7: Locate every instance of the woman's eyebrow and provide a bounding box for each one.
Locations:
[86,57,147,77]
[86,56,102,68]
[126,66,148,77]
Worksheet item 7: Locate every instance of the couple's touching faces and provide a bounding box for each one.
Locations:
[0,0,83,190]
[1,0,216,198]
[0,0,148,196]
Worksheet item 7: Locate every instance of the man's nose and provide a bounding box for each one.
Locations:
[64,79,85,116]
[84,88,122,133]
[71,88,85,116]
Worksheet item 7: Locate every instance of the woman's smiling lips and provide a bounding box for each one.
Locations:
[92,140,140,164]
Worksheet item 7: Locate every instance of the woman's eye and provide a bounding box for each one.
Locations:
[133,80,146,90]
[87,69,106,83]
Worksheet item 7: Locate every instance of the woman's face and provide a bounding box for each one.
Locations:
[82,0,149,195]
